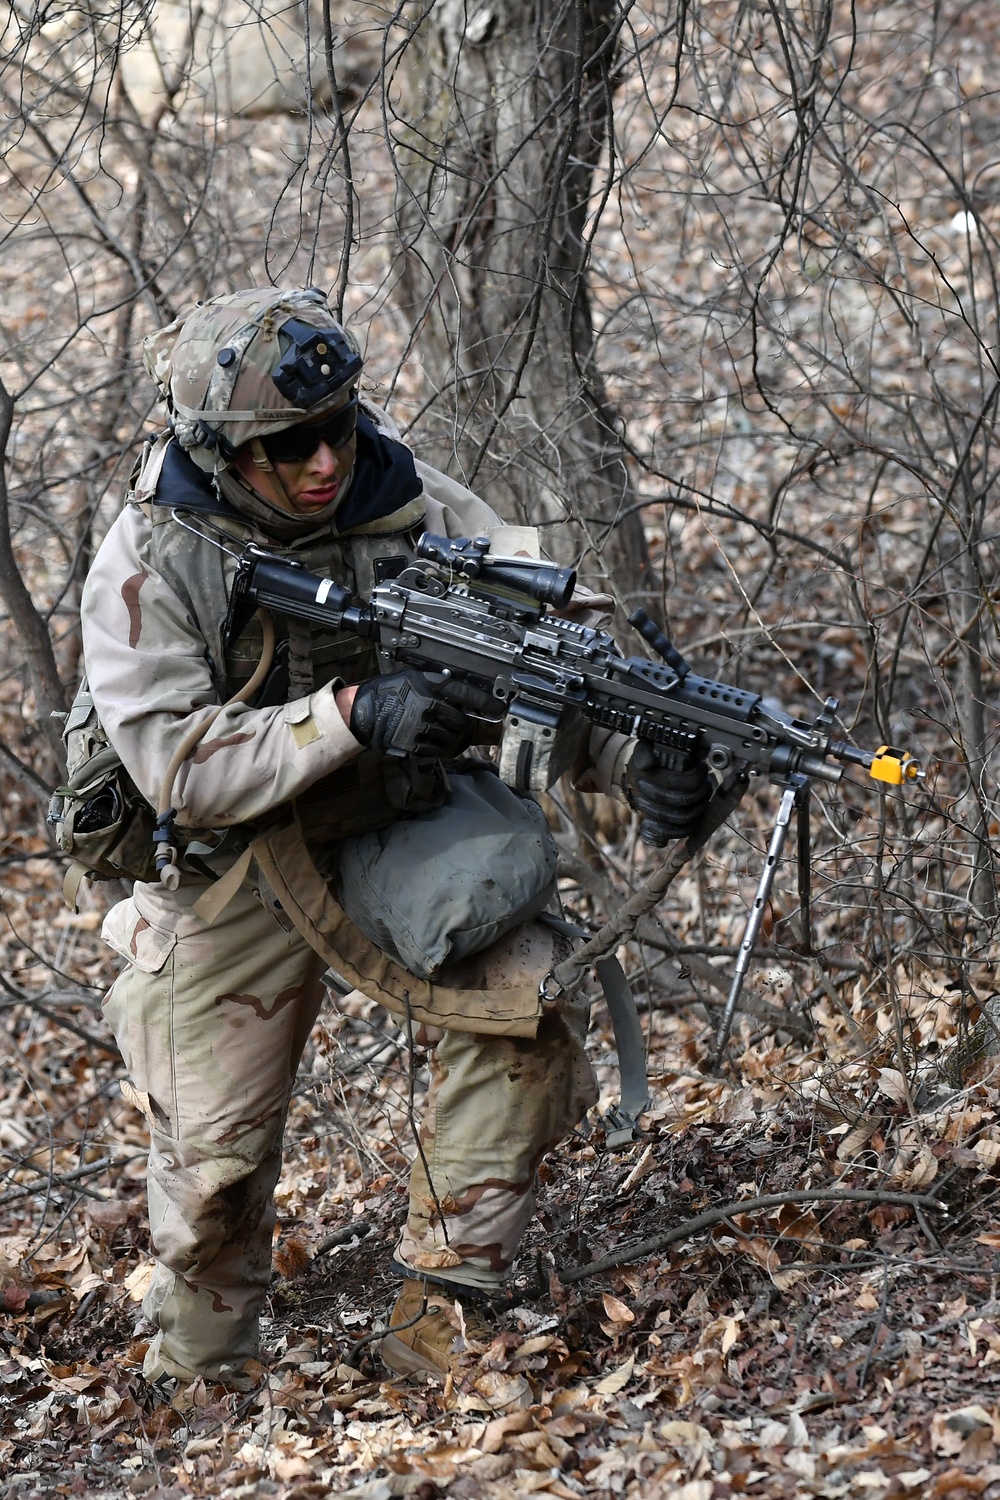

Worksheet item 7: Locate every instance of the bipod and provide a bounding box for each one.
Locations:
[709,773,810,1068]
[796,778,812,957]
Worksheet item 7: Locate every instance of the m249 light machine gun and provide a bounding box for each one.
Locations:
[231,532,924,1056]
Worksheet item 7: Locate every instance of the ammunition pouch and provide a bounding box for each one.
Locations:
[48,689,157,900]
[249,765,558,1036]
[251,819,545,1038]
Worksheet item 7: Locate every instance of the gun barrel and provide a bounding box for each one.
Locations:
[796,752,844,784]
[831,740,923,785]
[830,740,870,768]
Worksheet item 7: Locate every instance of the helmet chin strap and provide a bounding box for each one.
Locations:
[249,436,296,512]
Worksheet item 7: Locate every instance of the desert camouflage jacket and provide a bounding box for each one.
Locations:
[80,408,630,844]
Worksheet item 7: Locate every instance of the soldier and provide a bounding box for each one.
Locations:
[73,288,709,1391]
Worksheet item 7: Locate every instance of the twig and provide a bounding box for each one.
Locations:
[858,1257,891,1386]
[0,738,53,803]
[315,1221,373,1256]
[558,1188,948,1283]
[0,997,119,1054]
[403,993,449,1244]
[0,971,116,1050]
[641,981,812,1044]
[0,1152,144,1209]
[345,1297,427,1368]
[70,1286,104,1323]
[551,778,748,995]
[876,1297,1000,1368]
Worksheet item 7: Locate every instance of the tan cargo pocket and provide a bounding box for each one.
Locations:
[101,896,177,975]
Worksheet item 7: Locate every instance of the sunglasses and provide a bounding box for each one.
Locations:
[262,396,359,465]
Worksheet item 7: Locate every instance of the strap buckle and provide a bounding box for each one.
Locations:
[603,1103,646,1151]
[539,971,565,1003]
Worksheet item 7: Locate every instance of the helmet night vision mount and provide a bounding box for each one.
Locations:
[269,317,363,410]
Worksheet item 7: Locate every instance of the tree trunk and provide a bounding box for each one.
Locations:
[954,491,997,925]
[389,0,650,602]
[0,378,67,778]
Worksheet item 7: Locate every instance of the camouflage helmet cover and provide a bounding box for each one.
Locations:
[142,287,363,473]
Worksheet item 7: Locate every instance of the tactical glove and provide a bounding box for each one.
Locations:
[350,669,490,759]
[624,742,712,845]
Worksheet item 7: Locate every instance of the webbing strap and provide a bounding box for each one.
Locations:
[192,846,254,925]
[539,914,650,1150]
[595,956,651,1149]
[63,861,88,911]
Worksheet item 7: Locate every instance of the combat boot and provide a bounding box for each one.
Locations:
[380,1277,494,1379]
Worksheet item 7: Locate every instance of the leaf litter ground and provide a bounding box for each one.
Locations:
[2,818,1000,1500]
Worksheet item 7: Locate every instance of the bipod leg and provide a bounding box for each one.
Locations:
[710,782,799,1069]
[796,780,812,956]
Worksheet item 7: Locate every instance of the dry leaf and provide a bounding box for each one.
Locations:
[620,1145,654,1193]
[85,1200,132,1232]
[123,1261,155,1304]
[837,1115,882,1162]
[601,1293,635,1325]
[877,1068,909,1103]
[771,1265,808,1291]
[721,1317,742,1355]
[516,1334,556,1357]
[545,1414,587,1438]
[975,1139,1000,1169]
[903,1146,938,1190]
[466,1370,532,1412]
[659,1419,713,1451]
[464,1453,515,1481]
[594,1353,635,1395]
[478,1408,535,1453]
[944,1405,993,1431]
[929,1405,994,1458]
[772,1204,822,1245]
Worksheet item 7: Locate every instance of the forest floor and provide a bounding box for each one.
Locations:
[1,795,1000,1500]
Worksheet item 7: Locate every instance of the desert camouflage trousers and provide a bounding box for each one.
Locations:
[101,877,596,1383]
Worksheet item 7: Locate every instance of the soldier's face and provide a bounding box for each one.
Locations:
[234,417,357,515]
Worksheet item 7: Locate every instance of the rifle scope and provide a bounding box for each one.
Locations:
[416,533,576,610]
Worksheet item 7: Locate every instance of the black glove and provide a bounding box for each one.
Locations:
[349,669,490,758]
[624,742,713,845]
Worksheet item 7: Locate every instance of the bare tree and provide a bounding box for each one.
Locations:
[0,0,997,1054]
[384,0,652,596]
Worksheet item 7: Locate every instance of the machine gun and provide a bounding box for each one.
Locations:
[231,531,923,1054]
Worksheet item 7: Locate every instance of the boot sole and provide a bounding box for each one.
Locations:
[380,1332,445,1378]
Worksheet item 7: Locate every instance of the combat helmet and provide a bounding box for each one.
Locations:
[143,288,363,473]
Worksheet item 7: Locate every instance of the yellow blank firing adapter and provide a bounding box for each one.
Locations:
[868,746,923,785]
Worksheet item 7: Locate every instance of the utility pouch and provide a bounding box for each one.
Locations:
[251,819,544,1038]
[48,686,157,901]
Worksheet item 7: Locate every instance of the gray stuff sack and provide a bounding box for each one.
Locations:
[331,765,558,980]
